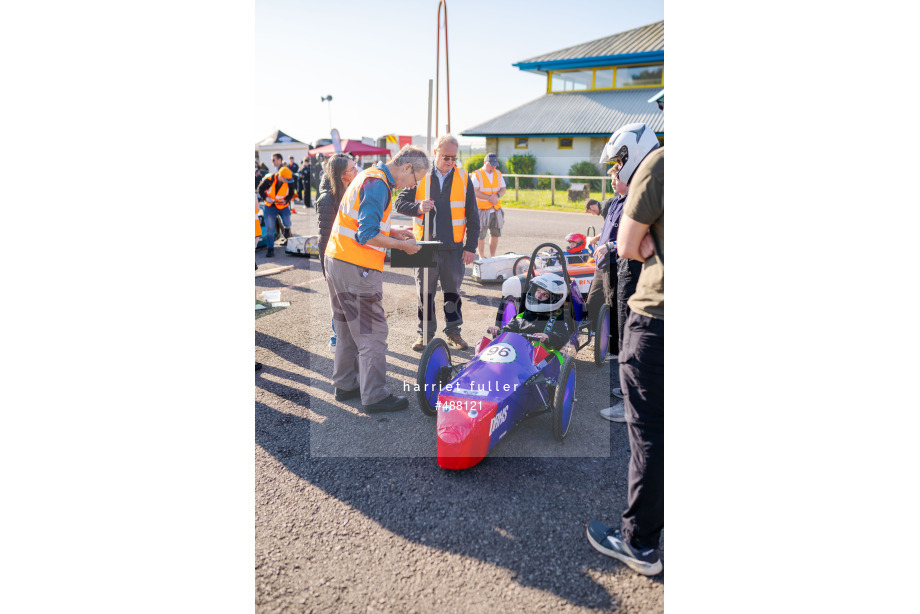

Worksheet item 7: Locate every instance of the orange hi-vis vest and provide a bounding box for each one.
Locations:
[474,168,503,210]
[255,199,262,237]
[325,166,393,271]
[265,173,291,208]
[412,166,469,242]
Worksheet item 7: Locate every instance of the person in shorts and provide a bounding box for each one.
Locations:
[472,153,506,259]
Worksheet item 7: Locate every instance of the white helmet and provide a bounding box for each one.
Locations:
[598,122,659,185]
[525,273,567,313]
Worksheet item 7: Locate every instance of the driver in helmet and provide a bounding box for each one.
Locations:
[565,232,592,264]
[487,273,576,352]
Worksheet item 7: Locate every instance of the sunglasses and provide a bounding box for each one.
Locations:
[440,155,459,161]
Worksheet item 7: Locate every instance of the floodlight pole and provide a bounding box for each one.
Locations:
[435,0,450,137]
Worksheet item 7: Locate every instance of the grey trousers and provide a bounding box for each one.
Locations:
[325,256,390,405]
[414,249,465,336]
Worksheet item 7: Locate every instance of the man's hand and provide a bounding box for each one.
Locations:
[595,242,609,261]
[401,237,421,254]
[417,199,435,215]
[639,232,655,259]
[489,194,499,206]
[487,326,499,336]
[390,227,414,241]
[532,333,549,342]
[462,250,475,265]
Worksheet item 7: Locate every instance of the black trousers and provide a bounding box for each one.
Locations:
[615,257,643,354]
[619,311,664,550]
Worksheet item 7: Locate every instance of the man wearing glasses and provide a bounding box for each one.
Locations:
[324,145,429,414]
[395,134,480,352]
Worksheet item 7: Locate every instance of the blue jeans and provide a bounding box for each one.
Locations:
[263,204,291,248]
[330,317,337,344]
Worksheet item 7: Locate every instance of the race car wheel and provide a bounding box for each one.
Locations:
[513,256,531,276]
[495,295,518,328]
[593,303,610,366]
[417,338,452,416]
[552,357,576,441]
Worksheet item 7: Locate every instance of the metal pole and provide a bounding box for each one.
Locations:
[436,0,450,137]
[551,176,555,206]
[515,176,519,201]
[423,79,433,343]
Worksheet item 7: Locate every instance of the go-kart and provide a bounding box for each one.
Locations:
[416,243,604,470]
[498,252,608,367]
[470,226,595,284]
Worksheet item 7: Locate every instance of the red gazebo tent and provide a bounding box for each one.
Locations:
[308,140,391,157]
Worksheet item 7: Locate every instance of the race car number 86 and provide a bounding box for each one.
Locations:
[480,343,516,364]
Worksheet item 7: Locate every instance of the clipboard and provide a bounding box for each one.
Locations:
[389,241,441,269]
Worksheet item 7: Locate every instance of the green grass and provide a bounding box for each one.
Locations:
[499,188,611,212]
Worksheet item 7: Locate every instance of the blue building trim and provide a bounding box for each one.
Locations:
[513,51,665,74]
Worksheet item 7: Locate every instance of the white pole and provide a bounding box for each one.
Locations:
[424,79,433,343]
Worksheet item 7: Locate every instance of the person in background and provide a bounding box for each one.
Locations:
[394,134,480,352]
[300,157,312,207]
[257,157,295,257]
[324,145,429,414]
[288,156,300,200]
[315,153,358,348]
[471,153,506,259]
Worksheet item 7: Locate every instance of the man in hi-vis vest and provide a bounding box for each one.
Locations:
[394,134,481,352]
[257,153,295,257]
[471,152,507,259]
[324,145,429,414]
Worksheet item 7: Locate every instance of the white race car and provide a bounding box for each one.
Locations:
[470,252,532,283]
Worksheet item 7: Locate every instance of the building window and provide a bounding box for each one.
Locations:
[594,68,614,89]
[558,137,573,149]
[615,64,664,88]
[550,70,592,92]
[515,138,529,149]
[548,64,663,93]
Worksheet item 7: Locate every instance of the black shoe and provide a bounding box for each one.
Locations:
[334,386,361,401]
[266,248,275,257]
[255,362,262,371]
[585,521,662,576]
[362,394,409,413]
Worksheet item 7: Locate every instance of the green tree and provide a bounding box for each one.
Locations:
[505,154,536,188]
[568,160,603,191]
[464,153,485,172]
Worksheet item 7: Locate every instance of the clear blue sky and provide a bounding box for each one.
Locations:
[255,0,663,146]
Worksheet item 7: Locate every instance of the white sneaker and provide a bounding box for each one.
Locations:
[600,405,626,422]
[610,387,624,399]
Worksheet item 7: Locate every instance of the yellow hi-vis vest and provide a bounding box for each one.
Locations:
[412,167,469,243]
[473,168,503,210]
[255,199,262,237]
[265,173,291,208]
[325,167,393,271]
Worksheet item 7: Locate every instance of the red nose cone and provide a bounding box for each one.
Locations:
[436,396,498,470]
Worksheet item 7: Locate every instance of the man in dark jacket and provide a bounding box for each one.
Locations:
[300,158,312,207]
[394,134,480,352]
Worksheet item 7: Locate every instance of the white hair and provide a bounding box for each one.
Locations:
[433,134,459,152]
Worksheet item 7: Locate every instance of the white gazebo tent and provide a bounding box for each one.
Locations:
[256,130,311,168]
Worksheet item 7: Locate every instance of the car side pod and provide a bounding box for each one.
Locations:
[436,397,499,470]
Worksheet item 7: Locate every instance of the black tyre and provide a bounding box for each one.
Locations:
[593,303,611,366]
[417,338,452,416]
[552,357,577,441]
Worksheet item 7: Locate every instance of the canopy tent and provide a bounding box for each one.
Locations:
[308,140,391,157]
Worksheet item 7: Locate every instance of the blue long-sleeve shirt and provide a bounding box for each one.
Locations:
[355,162,395,245]
[596,194,626,268]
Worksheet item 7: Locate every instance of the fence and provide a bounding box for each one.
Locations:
[502,174,610,206]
